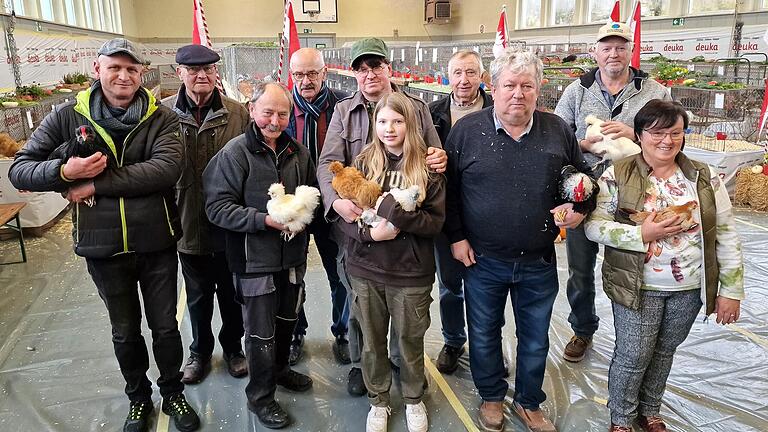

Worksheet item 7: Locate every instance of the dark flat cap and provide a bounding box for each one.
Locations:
[175,44,220,66]
[98,38,148,64]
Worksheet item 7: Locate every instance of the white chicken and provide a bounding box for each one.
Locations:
[584,115,640,165]
[360,185,422,229]
[266,183,321,240]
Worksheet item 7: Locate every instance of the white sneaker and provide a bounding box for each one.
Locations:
[366,405,391,432]
[405,401,428,432]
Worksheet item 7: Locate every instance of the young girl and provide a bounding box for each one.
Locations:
[337,92,446,432]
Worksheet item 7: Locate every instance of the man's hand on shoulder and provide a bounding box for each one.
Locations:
[426,147,447,173]
[62,153,108,180]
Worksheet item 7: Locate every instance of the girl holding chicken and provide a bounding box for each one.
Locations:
[335,92,445,432]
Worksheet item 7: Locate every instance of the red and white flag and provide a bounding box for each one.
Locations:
[279,0,301,88]
[610,0,621,21]
[627,0,641,69]
[758,78,768,139]
[191,0,225,94]
[492,5,508,59]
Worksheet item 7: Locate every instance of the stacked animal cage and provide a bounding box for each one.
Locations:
[672,85,765,143]
[219,44,281,99]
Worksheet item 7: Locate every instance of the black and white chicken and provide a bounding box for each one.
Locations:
[556,165,596,222]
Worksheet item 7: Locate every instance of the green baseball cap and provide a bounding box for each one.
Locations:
[350,38,388,67]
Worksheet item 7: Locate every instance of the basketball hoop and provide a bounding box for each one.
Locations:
[308,11,319,23]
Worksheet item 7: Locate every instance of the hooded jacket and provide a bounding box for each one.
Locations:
[9,86,183,258]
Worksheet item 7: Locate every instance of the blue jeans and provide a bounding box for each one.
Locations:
[565,224,600,338]
[294,219,349,338]
[434,233,467,348]
[464,252,559,409]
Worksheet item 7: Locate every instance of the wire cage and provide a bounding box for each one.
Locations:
[538,76,579,112]
[671,85,765,141]
[219,45,282,99]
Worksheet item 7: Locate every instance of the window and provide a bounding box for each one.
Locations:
[552,0,576,25]
[84,1,94,28]
[588,0,614,22]
[519,0,542,29]
[5,0,24,15]
[763,0,768,7]
[643,0,671,17]
[65,0,77,25]
[111,0,122,33]
[96,0,106,31]
[689,0,736,14]
[40,0,54,21]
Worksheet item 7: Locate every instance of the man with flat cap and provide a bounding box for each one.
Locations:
[163,44,250,385]
[10,38,200,432]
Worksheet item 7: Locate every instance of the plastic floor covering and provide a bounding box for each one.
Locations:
[0,209,766,432]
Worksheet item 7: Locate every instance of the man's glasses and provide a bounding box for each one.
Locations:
[292,70,322,80]
[353,65,387,77]
[644,129,685,141]
[182,65,216,75]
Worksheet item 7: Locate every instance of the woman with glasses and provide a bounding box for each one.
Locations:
[583,99,744,432]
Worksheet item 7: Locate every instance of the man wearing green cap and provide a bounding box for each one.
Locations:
[316,36,446,431]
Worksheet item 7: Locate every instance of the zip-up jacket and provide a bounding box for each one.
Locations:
[163,87,249,254]
[203,124,317,274]
[554,67,671,169]
[337,153,446,287]
[9,87,183,258]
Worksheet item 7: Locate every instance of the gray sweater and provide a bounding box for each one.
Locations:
[554,67,671,169]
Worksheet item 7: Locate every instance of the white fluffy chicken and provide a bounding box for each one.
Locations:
[266,183,321,240]
[584,115,640,164]
[360,185,422,229]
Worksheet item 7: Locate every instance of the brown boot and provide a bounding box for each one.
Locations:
[512,401,556,432]
[638,415,668,432]
[181,355,209,384]
[609,424,632,432]
[224,351,248,378]
[563,335,592,363]
[478,400,504,432]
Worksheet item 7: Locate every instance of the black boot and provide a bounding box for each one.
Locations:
[248,400,291,429]
[123,400,153,432]
[161,393,200,432]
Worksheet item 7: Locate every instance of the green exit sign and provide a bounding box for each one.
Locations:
[672,18,685,26]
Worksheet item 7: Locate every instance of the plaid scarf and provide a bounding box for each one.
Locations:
[292,83,330,163]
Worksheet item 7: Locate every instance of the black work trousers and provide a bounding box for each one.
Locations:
[86,247,184,402]
[234,267,304,408]
[179,251,244,359]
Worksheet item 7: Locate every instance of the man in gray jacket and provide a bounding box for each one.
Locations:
[554,22,671,363]
[164,44,250,385]
[9,38,199,432]
[316,37,446,397]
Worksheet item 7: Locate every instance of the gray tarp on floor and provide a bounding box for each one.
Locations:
[0,209,766,431]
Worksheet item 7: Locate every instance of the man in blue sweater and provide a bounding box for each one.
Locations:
[444,48,596,432]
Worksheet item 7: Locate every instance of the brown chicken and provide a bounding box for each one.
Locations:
[620,200,699,231]
[328,161,382,209]
[0,132,21,157]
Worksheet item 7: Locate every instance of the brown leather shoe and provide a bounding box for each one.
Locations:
[478,400,504,432]
[563,335,592,363]
[181,355,209,384]
[609,424,632,432]
[224,351,248,378]
[512,401,557,432]
[638,415,668,432]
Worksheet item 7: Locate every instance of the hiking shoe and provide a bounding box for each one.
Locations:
[275,368,313,392]
[249,400,290,429]
[638,415,668,432]
[366,405,391,432]
[436,344,465,374]
[332,336,351,364]
[405,401,428,432]
[288,335,304,366]
[123,400,153,432]
[181,355,209,384]
[511,400,556,432]
[563,335,592,363]
[224,351,248,378]
[161,393,200,432]
[347,367,367,396]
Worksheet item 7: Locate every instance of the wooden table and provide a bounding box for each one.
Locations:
[0,202,27,264]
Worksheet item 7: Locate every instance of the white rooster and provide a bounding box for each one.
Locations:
[360,185,422,229]
[584,115,640,165]
[266,183,321,240]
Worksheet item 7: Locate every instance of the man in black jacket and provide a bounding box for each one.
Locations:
[166,44,249,385]
[203,81,316,429]
[428,49,493,375]
[9,38,199,432]
[284,47,350,366]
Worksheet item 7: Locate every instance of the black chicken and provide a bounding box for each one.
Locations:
[48,125,111,165]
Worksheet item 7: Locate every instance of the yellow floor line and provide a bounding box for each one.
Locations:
[424,353,480,432]
[155,280,187,432]
[726,323,768,350]
[735,217,768,232]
